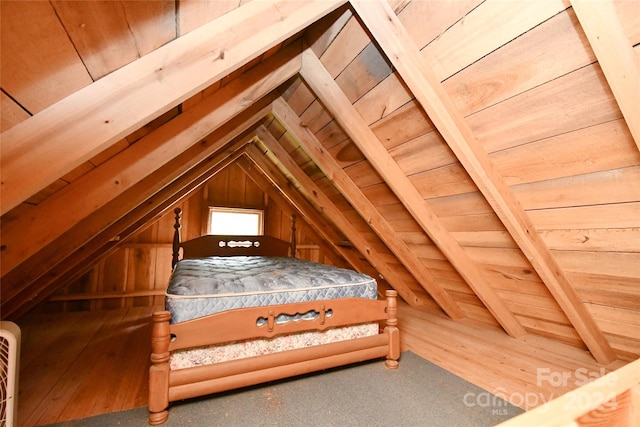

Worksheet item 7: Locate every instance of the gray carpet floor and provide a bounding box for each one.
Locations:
[46,351,524,427]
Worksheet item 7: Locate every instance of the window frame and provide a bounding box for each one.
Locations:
[207,206,264,236]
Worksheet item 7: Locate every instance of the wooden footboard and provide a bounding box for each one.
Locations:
[148,290,399,425]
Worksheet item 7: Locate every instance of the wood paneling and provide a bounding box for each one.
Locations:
[2,0,639,370]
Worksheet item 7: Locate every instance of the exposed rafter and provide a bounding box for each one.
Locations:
[0,0,346,215]
[350,0,616,364]
[252,129,426,306]
[270,97,464,319]
[299,47,525,338]
[571,0,640,151]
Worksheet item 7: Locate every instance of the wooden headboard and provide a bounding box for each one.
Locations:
[171,208,297,269]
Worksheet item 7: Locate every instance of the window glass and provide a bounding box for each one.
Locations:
[208,207,263,235]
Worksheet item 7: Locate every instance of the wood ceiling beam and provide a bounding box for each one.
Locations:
[249,131,426,307]
[1,42,301,278]
[271,97,464,319]
[1,103,269,311]
[0,0,346,215]
[571,0,640,151]
[350,0,616,364]
[300,47,525,338]
[239,150,385,287]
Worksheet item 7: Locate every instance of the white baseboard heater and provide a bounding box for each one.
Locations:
[0,321,21,427]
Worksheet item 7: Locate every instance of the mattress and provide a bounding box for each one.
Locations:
[170,323,380,369]
[166,256,378,323]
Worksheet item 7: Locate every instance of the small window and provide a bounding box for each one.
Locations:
[207,207,264,235]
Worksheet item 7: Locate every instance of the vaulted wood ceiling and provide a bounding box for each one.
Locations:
[1,0,639,365]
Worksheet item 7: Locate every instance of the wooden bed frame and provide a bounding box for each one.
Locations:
[148,209,400,425]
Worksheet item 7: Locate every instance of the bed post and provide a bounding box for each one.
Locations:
[290,214,297,258]
[384,290,400,369]
[172,208,182,270]
[149,311,172,425]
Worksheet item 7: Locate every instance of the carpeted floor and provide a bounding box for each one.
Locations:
[45,351,524,427]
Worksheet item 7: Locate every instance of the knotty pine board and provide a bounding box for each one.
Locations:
[540,228,640,252]
[409,163,477,199]
[51,1,175,80]
[317,8,370,80]
[516,316,583,348]
[554,250,639,279]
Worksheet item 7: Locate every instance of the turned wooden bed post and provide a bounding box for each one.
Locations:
[290,214,297,258]
[149,311,172,425]
[384,290,400,369]
[171,208,182,270]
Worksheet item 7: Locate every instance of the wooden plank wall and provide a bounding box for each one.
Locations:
[40,163,327,314]
[8,0,638,362]
[281,1,639,360]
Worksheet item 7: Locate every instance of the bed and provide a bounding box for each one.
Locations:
[148,208,400,425]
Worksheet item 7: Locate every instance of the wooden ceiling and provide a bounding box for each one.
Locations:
[1,0,639,365]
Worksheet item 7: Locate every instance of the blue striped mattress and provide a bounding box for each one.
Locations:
[165,256,378,323]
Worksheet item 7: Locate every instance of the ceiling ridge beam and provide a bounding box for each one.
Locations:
[1,42,301,278]
[0,0,347,215]
[251,128,426,307]
[571,0,640,152]
[300,46,525,338]
[350,0,616,364]
[271,97,464,319]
